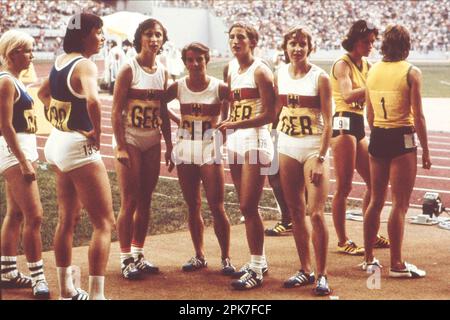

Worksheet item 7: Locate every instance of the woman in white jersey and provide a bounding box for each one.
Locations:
[38,13,115,300]
[112,19,174,280]
[165,42,235,275]
[276,27,332,295]
[0,30,49,299]
[217,23,275,290]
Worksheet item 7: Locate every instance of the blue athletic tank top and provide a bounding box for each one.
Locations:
[47,56,93,132]
[0,72,36,135]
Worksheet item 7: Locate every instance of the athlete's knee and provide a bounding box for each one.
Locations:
[368,198,385,214]
[239,202,258,216]
[310,211,325,227]
[187,199,201,215]
[92,215,115,233]
[335,182,352,198]
[6,209,23,223]
[121,196,138,214]
[23,212,43,230]
[391,197,409,214]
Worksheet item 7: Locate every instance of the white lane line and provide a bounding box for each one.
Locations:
[440,80,450,86]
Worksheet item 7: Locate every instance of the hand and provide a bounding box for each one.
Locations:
[216,120,236,134]
[19,160,36,183]
[84,130,101,150]
[165,145,175,172]
[309,159,324,187]
[115,147,130,168]
[422,151,432,169]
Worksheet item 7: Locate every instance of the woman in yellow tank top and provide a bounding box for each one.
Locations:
[362,25,431,278]
[330,20,389,256]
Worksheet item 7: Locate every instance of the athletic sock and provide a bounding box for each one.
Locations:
[57,266,77,298]
[27,259,46,285]
[1,256,19,280]
[131,241,144,261]
[89,275,106,300]
[250,255,265,277]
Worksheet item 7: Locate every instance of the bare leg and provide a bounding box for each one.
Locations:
[331,135,357,245]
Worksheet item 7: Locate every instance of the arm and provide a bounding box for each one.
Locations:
[334,60,365,104]
[111,64,133,167]
[78,60,102,149]
[310,74,333,186]
[164,81,180,126]
[409,66,431,169]
[0,78,35,181]
[37,78,51,108]
[161,69,174,171]
[218,82,230,122]
[272,71,282,129]
[366,87,374,130]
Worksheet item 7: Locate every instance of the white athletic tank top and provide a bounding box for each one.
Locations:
[123,58,166,130]
[277,63,326,137]
[229,58,269,130]
[177,76,222,140]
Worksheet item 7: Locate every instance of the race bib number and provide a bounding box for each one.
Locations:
[404,133,416,149]
[23,109,37,133]
[277,107,317,137]
[230,101,255,122]
[47,98,72,131]
[127,100,161,129]
[81,143,97,157]
[333,116,350,130]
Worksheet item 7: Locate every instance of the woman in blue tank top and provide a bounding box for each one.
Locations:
[0,30,50,299]
[38,13,115,300]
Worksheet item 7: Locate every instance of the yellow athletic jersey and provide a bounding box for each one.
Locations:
[366,61,413,128]
[331,54,369,115]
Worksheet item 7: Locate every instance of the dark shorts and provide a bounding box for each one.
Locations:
[332,112,365,142]
[368,126,417,159]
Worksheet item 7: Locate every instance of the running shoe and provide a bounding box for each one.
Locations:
[231,269,262,290]
[389,262,426,278]
[265,221,293,236]
[182,256,207,272]
[337,240,365,256]
[283,270,315,288]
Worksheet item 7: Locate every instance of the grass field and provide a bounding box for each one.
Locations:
[207,59,450,98]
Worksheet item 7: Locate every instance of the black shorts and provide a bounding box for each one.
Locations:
[368,126,417,159]
[332,112,365,142]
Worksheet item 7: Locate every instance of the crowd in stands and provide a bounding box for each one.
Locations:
[0,0,448,53]
[0,0,114,51]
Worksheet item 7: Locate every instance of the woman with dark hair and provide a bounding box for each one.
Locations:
[0,30,49,299]
[217,23,275,290]
[363,24,431,278]
[112,18,174,280]
[38,13,115,300]
[276,27,332,296]
[165,42,235,275]
[330,20,389,256]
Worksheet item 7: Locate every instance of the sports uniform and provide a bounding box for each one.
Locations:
[227,58,274,164]
[173,76,223,165]
[331,54,369,141]
[112,57,165,152]
[0,72,38,174]
[44,55,101,172]
[276,63,327,163]
[366,60,416,159]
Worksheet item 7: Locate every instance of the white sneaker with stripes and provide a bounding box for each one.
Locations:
[231,269,262,290]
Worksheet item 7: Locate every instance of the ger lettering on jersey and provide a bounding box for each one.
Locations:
[276,63,325,137]
[124,58,165,131]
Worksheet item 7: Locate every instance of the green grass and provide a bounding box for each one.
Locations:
[207,59,450,98]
